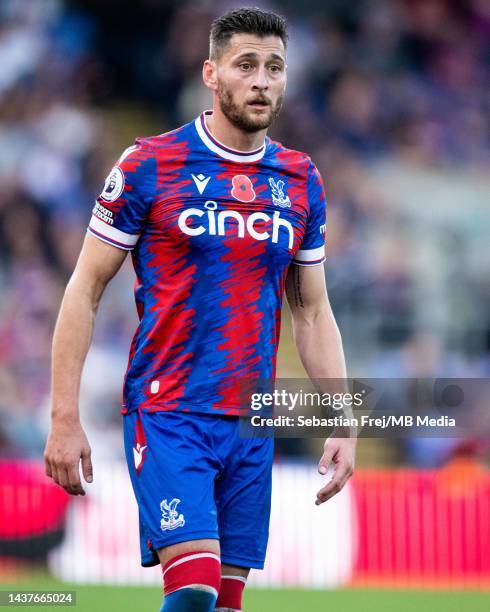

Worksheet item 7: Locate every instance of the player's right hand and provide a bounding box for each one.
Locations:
[44,421,93,496]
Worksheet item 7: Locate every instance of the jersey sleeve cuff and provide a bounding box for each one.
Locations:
[87,215,140,251]
[292,245,326,266]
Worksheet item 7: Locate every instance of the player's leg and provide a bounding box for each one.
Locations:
[122,410,224,611]
[215,423,274,611]
[157,539,220,566]
[215,563,249,612]
[157,539,221,612]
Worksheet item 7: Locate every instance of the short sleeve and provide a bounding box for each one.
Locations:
[292,161,327,266]
[87,140,156,250]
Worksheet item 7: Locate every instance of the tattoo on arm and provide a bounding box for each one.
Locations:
[292,265,304,308]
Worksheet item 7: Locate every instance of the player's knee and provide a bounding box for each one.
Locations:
[160,550,221,611]
[157,538,219,567]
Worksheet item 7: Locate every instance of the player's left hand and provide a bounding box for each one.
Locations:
[315,436,356,505]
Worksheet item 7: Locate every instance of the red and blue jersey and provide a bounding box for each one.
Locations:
[88,110,327,416]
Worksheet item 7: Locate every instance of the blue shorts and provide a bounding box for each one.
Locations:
[123,409,274,569]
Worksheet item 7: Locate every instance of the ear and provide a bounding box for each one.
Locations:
[203,59,218,92]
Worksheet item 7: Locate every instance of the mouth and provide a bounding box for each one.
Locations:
[248,100,270,110]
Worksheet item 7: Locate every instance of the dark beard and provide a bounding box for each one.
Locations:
[217,82,283,133]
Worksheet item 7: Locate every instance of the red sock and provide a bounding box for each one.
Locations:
[215,574,246,611]
[162,550,221,597]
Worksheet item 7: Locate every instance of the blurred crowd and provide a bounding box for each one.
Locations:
[0,0,488,464]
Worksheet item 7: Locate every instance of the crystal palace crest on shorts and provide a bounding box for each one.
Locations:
[160,498,185,531]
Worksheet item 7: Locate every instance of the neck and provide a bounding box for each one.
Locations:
[205,105,266,152]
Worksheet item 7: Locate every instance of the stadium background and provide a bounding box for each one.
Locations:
[0,0,489,610]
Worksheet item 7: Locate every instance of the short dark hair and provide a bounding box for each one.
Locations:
[209,7,288,61]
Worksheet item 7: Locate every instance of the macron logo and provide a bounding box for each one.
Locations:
[133,443,147,470]
[191,173,211,195]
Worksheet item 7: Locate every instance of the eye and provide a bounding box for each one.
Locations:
[269,64,283,74]
[239,62,252,71]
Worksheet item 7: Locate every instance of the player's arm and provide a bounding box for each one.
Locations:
[44,234,127,496]
[285,264,356,505]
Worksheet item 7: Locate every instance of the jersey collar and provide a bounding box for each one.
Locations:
[194,110,266,163]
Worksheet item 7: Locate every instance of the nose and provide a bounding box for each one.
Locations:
[252,65,269,91]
